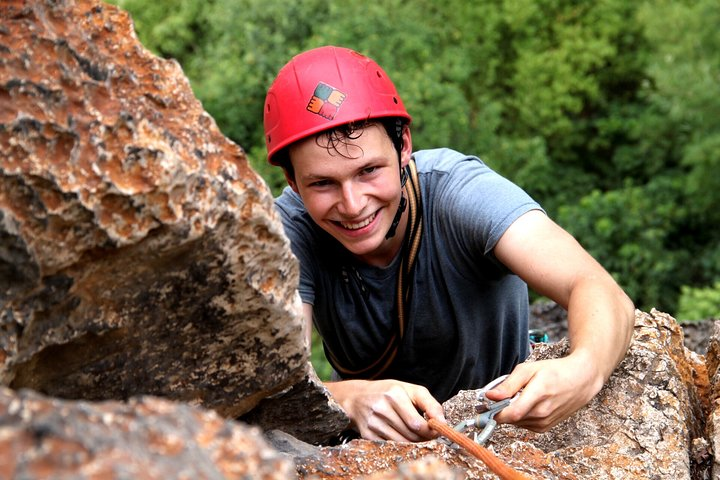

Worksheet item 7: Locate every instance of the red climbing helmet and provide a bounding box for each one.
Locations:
[264,45,412,165]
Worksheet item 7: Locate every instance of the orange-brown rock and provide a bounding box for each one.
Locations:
[2,1,718,478]
[293,310,710,479]
[0,0,309,419]
[241,366,350,445]
[703,320,720,478]
[0,387,295,479]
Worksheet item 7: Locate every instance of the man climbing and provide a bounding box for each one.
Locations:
[265,45,635,442]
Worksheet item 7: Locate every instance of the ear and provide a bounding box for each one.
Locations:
[400,125,413,168]
[283,168,300,194]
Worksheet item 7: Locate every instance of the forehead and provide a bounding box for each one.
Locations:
[289,124,394,174]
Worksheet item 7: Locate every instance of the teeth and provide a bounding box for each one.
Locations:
[340,212,375,230]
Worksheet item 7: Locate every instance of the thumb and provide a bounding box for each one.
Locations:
[413,391,446,424]
[483,369,531,402]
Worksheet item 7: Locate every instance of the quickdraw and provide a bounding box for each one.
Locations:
[429,417,532,479]
[449,375,520,446]
[431,375,530,479]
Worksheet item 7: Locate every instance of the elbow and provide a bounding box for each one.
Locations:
[619,289,636,345]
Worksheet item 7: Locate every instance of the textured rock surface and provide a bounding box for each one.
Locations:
[0,387,295,479]
[293,310,710,479]
[703,321,720,479]
[0,0,308,418]
[241,364,350,445]
[2,1,719,478]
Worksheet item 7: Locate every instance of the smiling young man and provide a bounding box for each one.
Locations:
[266,46,635,442]
[287,122,410,267]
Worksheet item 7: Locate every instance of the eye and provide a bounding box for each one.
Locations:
[361,166,377,175]
[309,179,331,188]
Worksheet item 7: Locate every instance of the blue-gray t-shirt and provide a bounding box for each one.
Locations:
[274,148,543,402]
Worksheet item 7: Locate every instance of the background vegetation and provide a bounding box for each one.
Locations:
[110,0,719,350]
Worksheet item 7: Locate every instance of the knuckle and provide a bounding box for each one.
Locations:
[503,408,524,424]
[368,400,386,417]
[534,402,554,419]
[384,385,405,400]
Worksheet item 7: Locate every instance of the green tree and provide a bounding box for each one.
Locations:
[557,177,690,311]
[677,282,720,322]
[109,0,720,341]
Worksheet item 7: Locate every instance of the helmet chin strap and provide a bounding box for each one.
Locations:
[385,166,409,239]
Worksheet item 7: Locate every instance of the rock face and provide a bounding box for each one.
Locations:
[3,1,720,479]
[241,366,350,445]
[2,308,714,479]
[703,322,720,479]
[0,387,295,479]
[293,310,711,479]
[0,0,308,418]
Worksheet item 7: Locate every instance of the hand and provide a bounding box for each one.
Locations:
[486,350,605,432]
[326,379,446,442]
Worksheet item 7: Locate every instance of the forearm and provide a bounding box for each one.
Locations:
[565,275,635,381]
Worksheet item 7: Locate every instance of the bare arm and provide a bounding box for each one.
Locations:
[301,302,446,442]
[489,210,634,431]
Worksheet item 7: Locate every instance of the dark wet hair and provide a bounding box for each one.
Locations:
[277,117,408,182]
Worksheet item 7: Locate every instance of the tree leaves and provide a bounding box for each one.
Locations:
[110,0,719,314]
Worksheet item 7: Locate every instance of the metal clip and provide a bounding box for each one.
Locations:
[448,375,519,445]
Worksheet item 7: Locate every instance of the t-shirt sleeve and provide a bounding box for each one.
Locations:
[432,153,543,266]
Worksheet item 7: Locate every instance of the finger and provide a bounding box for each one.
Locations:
[489,367,545,425]
[360,389,427,442]
[414,390,446,423]
[493,369,567,428]
[405,387,446,439]
[493,385,542,425]
[365,406,426,442]
[484,365,536,402]
[383,389,435,441]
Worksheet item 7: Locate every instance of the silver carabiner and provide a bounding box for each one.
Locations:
[450,375,519,445]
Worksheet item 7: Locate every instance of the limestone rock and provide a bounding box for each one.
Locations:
[241,364,350,445]
[0,0,307,418]
[359,457,465,480]
[292,310,709,479]
[702,320,720,479]
[0,387,295,479]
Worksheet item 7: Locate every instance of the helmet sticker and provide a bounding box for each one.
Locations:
[306,82,346,120]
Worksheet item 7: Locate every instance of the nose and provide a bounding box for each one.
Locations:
[337,181,365,217]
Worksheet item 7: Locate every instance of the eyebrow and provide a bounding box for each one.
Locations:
[300,159,383,182]
[300,173,331,182]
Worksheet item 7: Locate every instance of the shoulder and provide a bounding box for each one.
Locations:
[274,186,305,218]
[412,148,488,175]
[274,187,319,244]
[412,148,513,200]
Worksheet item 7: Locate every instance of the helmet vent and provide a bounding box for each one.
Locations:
[393,97,398,104]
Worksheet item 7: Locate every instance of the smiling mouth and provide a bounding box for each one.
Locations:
[338,212,377,230]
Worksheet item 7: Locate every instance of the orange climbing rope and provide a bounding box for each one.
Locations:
[428,418,533,480]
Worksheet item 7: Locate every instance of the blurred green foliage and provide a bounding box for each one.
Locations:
[109,0,720,374]
[677,282,720,322]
